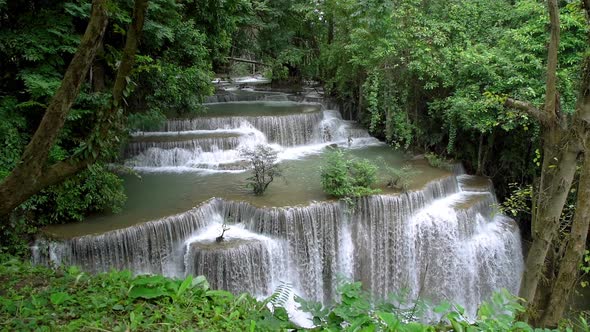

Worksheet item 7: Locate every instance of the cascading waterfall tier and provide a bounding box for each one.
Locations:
[33,172,523,318]
[124,136,242,159]
[163,112,324,146]
[124,100,375,170]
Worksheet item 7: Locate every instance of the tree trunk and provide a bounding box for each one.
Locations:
[112,0,149,108]
[541,147,590,327]
[0,0,150,218]
[540,36,590,325]
[0,0,109,217]
[519,131,580,323]
[518,2,590,324]
[92,39,106,92]
[516,0,568,318]
[476,132,484,175]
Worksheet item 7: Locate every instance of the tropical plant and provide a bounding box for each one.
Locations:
[240,144,282,196]
[0,256,295,331]
[320,149,379,199]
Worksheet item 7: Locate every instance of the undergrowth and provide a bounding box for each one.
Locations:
[1,257,588,331]
[0,257,294,331]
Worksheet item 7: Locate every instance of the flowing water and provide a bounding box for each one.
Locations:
[34,89,523,323]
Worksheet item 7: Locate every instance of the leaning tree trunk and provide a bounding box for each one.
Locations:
[506,0,590,324]
[0,0,109,217]
[520,131,581,322]
[0,0,150,218]
[514,0,569,311]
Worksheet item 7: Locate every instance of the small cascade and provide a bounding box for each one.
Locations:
[125,124,267,169]
[124,136,242,158]
[204,91,281,103]
[33,201,220,275]
[407,192,522,318]
[184,223,289,296]
[163,112,324,146]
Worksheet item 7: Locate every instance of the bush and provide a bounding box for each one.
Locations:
[240,144,282,196]
[425,152,453,171]
[320,149,380,198]
[1,164,126,256]
[386,165,421,192]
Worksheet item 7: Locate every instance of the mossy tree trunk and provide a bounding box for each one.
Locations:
[0,0,149,218]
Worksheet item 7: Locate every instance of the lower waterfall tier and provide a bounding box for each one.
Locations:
[32,172,523,320]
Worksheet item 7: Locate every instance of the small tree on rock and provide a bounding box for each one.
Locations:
[240,144,282,195]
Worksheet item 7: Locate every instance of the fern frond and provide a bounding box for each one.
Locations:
[270,282,293,308]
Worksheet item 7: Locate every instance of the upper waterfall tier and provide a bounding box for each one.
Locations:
[124,101,377,171]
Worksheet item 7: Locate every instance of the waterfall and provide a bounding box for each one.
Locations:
[184,223,289,296]
[33,90,523,322]
[163,112,325,146]
[33,172,523,318]
[124,136,242,158]
[124,102,375,170]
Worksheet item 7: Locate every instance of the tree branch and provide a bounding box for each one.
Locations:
[544,0,560,121]
[504,97,548,125]
[112,0,149,107]
[0,0,109,217]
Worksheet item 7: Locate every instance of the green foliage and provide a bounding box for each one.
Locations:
[127,109,166,132]
[582,250,590,288]
[1,164,126,256]
[314,0,587,199]
[240,145,282,196]
[500,183,533,217]
[320,149,380,199]
[297,280,573,332]
[424,153,453,171]
[0,97,27,180]
[385,165,421,192]
[0,257,295,331]
[0,0,250,247]
[21,163,126,224]
[3,257,588,331]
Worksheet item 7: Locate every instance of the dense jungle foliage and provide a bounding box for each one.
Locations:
[2,256,586,331]
[1,0,589,329]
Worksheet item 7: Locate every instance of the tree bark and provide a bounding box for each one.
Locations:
[477,132,484,175]
[520,137,580,322]
[516,2,590,323]
[112,0,149,108]
[540,36,590,325]
[0,0,109,217]
[92,39,106,92]
[0,0,150,218]
[541,147,590,327]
